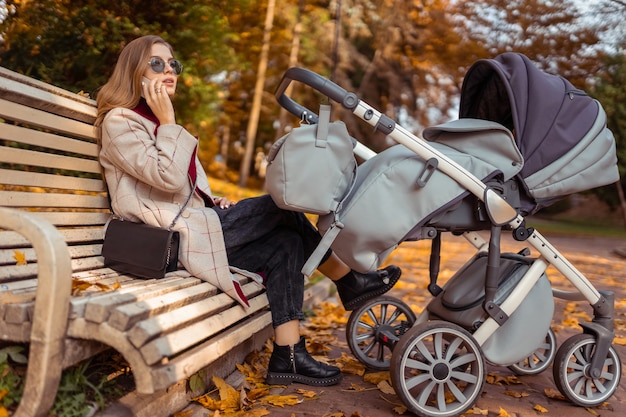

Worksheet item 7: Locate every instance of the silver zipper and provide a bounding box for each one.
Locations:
[290,345,296,373]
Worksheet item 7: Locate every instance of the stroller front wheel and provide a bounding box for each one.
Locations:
[553,333,622,407]
[346,295,416,371]
[390,320,485,417]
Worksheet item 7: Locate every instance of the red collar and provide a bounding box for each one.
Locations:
[132,98,160,127]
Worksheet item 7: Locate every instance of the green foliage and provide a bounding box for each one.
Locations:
[0,346,130,416]
[0,346,27,408]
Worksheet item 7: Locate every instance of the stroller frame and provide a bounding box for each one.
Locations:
[274,67,619,416]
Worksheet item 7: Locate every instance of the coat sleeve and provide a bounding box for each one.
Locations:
[100,108,198,192]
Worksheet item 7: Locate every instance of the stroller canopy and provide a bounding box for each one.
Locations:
[459,52,619,211]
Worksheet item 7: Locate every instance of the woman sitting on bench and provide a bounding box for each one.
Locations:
[95,35,401,387]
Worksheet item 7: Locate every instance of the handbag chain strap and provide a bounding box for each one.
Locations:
[107,181,197,230]
[167,181,197,230]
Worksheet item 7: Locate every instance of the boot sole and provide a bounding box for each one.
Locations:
[343,267,401,311]
[266,372,343,386]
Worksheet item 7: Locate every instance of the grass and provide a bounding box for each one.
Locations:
[527,215,626,239]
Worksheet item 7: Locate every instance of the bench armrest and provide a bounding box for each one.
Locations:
[0,207,72,417]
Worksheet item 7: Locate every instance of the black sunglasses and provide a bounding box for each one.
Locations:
[148,57,183,75]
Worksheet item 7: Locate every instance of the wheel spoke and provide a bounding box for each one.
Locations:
[592,377,607,394]
[361,337,377,355]
[451,369,478,384]
[366,309,380,326]
[405,357,431,372]
[416,340,435,363]
[567,370,585,385]
[379,304,388,324]
[450,352,476,369]
[573,376,586,394]
[447,379,467,402]
[444,336,463,361]
[417,380,437,406]
[434,332,444,359]
[385,307,402,325]
[356,320,375,332]
[376,341,386,362]
[437,383,447,412]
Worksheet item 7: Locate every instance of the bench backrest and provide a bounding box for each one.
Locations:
[0,66,108,286]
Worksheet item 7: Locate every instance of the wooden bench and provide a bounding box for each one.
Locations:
[0,66,328,417]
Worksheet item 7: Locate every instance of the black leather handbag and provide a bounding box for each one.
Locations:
[102,219,180,279]
[102,184,195,279]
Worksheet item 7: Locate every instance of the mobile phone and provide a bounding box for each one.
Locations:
[141,77,151,98]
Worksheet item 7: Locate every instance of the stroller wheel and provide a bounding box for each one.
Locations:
[346,295,416,371]
[508,328,556,375]
[553,333,622,407]
[390,320,485,417]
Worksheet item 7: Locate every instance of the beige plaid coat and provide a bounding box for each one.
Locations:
[99,106,250,307]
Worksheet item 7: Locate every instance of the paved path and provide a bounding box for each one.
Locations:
[181,231,626,417]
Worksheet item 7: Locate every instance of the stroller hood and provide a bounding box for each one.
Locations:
[459,52,619,211]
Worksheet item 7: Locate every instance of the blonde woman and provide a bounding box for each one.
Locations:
[95,35,401,386]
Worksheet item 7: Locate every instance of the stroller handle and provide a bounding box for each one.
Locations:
[275,67,360,124]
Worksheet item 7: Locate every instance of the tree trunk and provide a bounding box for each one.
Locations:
[239,0,275,188]
[275,0,304,140]
[616,180,626,226]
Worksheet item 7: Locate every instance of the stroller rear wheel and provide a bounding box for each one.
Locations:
[553,333,622,407]
[390,320,485,417]
[346,295,416,371]
[508,328,556,375]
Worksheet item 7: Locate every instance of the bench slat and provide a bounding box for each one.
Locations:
[0,66,96,124]
[0,97,96,140]
[0,190,108,209]
[0,122,97,155]
[0,228,106,249]
[107,282,220,332]
[19,212,110,227]
[139,291,269,366]
[0,169,104,193]
[83,277,201,324]
[127,281,262,348]
[0,146,101,175]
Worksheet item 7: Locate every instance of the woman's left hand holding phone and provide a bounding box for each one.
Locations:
[142,77,176,125]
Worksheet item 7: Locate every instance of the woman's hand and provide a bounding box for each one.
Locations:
[213,196,237,209]
[142,78,176,125]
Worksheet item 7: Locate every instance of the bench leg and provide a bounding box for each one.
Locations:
[0,209,73,417]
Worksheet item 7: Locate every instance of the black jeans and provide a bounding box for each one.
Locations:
[212,194,331,327]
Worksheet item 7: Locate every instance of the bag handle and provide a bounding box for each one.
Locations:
[315,104,331,148]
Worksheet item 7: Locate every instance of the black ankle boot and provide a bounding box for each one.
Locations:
[266,336,342,386]
[335,265,401,310]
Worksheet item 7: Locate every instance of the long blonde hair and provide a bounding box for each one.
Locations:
[95,35,175,131]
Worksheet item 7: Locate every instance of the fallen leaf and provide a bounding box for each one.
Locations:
[533,404,549,413]
[392,405,408,414]
[261,394,301,407]
[504,390,529,398]
[363,371,390,385]
[544,388,566,401]
[296,388,319,398]
[498,407,512,417]
[171,410,192,417]
[377,380,396,395]
[13,250,27,266]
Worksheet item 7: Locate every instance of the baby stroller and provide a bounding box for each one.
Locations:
[270,53,622,417]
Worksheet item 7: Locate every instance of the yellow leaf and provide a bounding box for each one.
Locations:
[172,410,193,417]
[261,394,301,407]
[392,405,408,414]
[377,380,396,395]
[504,390,529,398]
[533,404,549,413]
[543,388,566,400]
[613,336,626,346]
[498,407,512,417]
[363,371,390,385]
[0,406,8,417]
[13,250,27,266]
[296,388,318,398]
